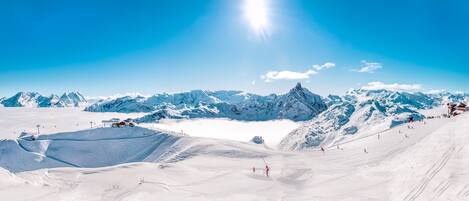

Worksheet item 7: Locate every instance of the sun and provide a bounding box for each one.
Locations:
[244,0,269,37]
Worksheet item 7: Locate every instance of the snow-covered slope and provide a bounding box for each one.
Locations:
[0,127,273,173]
[86,83,328,121]
[0,168,23,186]
[1,92,87,107]
[279,89,451,150]
[1,113,468,201]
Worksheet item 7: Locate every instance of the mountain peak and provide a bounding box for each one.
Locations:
[288,82,307,95]
[294,82,303,90]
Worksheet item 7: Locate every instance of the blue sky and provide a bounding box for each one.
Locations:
[1,0,468,97]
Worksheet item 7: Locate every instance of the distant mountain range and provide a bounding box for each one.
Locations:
[85,83,328,122]
[0,92,87,107]
[2,85,468,150]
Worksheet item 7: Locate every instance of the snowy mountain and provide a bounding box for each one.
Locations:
[278,89,455,150]
[85,90,257,114]
[86,83,328,122]
[55,92,87,107]
[85,95,154,113]
[440,92,469,103]
[1,92,45,107]
[1,92,87,107]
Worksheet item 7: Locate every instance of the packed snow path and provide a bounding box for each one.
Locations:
[1,113,469,200]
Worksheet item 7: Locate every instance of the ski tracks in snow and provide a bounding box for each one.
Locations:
[403,145,461,201]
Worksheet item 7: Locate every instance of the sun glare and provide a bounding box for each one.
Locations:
[244,0,269,37]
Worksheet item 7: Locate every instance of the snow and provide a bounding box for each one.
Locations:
[0,125,275,173]
[1,92,469,200]
[279,89,449,150]
[1,112,469,200]
[140,118,299,147]
[0,107,144,140]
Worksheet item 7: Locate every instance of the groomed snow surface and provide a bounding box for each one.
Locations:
[1,108,469,200]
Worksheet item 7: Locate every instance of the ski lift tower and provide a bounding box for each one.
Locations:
[36,124,40,135]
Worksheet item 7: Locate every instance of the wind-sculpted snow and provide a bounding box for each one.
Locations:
[1,92,87,107]
[279,89,442,150]
[87,83,328,122]
[0,127,272,173]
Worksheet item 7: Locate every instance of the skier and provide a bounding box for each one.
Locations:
[364,148,368,154]
[320,146,325,153]
[378,134,380,140]
[265,165,270,177]
[252,167,256,173]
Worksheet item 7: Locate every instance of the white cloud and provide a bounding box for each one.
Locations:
[312,62,336,71]
[355,60,382,73]
[362,82,422,91]
[260,62,336,83]
[86,92,150,100]
[260,69,317,82]
[425,89,446,94]
[251,80,256,85]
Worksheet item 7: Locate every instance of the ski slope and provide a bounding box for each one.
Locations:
[0,111,468,200]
